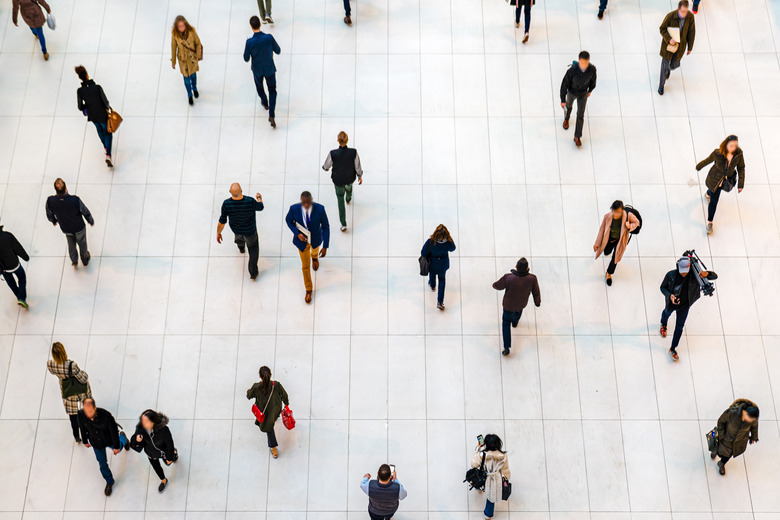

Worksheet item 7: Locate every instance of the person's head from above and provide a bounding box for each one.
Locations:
[677,0,689,17]
[173,15,192,36]
[51,342,68,364]
[677,257,690,277]
[431,224,452,243]
[140,409,168,431]
[377,464,393,483]
[74,65,89,83]
[54,178,67,196]
[611,200,624,219]
[250,15,262,32]
[742,405,759,423]
[516,257,529,274]
[258,365,273,390]
[578,50,590,71]
[719,135,739,156]
[483,434,505,453]
[82,397,97,420]
[300,191,313,210]
[337,131,349,147]
[230,182,243,199]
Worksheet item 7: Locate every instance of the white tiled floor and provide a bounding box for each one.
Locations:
[1,0,780,517]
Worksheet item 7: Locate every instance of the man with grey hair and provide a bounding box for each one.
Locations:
[217,183,264,280]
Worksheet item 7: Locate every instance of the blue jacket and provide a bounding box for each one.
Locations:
[421,239,456,275]
[285,203,330,252]
[243,32,280,77]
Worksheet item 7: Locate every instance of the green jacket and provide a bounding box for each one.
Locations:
[246,381,289,433]
[696,148,745,192]
[659,10,695,62]
[716,399,758,459]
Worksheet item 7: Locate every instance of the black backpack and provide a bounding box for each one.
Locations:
[624,205,642,235]
[464,452,487,490]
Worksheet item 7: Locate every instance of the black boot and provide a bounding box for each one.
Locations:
[188,96,194,105]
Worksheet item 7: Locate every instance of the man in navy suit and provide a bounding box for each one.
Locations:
[243,15,281,128]
[285,191,330,303]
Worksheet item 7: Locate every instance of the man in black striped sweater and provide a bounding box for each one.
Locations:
[217,183,264,280]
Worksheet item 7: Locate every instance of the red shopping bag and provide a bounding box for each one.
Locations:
[282,405,295,430]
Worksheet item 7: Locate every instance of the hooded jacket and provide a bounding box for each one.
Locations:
[493,270,541,312]
[716,399,758,459]
[130,420,176,461]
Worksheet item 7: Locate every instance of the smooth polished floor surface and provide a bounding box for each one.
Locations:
[2,0,780,518]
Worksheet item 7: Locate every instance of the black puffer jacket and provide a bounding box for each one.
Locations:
[130,421,177,461]
[560,62,597,102]
[0,227,29,271]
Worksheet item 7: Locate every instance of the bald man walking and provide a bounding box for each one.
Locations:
[217,183,264,280]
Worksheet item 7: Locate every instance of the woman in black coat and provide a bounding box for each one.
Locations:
[420,224,456,311]
[695,135,745,235]
[75,65,114,167]
[130,410,177,493]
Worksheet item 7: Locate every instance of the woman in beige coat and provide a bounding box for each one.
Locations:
[593,200,639,286]
[470,434,511,519]
[171,15,203,105]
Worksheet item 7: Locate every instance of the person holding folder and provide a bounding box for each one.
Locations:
[658,0,695,95]
[285,191,330,303]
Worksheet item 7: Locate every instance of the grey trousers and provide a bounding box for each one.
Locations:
[65,228,90,265]
[257,0,272,18]
[659,58,680,89]
[565,91,588,139]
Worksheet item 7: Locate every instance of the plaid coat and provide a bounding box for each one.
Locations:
[47,360,92,415]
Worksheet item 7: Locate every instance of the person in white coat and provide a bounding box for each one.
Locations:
[470,434,511,519]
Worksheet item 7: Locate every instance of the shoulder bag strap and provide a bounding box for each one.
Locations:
[479,451,486,471]
[262,382,276,414]
[68,360,73,378]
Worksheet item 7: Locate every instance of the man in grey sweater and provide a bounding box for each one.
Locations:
[493,257,541,356]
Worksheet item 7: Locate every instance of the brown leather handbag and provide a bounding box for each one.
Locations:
[107,109,123,133]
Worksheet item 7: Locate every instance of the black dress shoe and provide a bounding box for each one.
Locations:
[502,348,510,356]
[158,480,167,493]
[658,86,664,95]
[193,90,199,98]
[188,96,194,105]
[105,483,113,496]
[598,10,604,18]
[606,275,612,286]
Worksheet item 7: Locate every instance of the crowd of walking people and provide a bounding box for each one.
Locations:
[0,0,766,518]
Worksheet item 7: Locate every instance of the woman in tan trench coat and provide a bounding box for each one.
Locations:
[593,200,639,286]
[171,15,203,105]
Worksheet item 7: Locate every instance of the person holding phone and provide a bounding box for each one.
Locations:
[470,434,511,519]
[695,135,745,235]
[129,409,177,493]
[360,464,407,520]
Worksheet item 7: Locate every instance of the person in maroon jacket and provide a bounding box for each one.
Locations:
[492,258,541,356]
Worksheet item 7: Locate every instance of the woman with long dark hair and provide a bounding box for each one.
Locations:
[246,366,289,459]
[696,135,745,234]
[171,15,203,105]
[129,409,177,493]
[469,434,511,519]
[421,224,456,311]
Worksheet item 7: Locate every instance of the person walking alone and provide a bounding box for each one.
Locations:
[244,16,281,128]
[696,135,745,235]
[284,191,330,303]
[469,434,510,520]
[658,0,695,95]
[711,399,759,476]
[171,16,203,106]
[492,258,541,355]
[421,225,456,311]
[560,51,597,147]
[322,131,363,232]
[12,0,51,60]
[46,178,94,268]
[217,183,264,280]
[46,342,91,442]
[593,200,639,286]
[360,464,408,520]
[514,0,533,43]
[257,0,273,24]
[129,409,178,493]
[246,366,290,459]
[75,66,114,167]
[0,223,30,308]
[78,398,129,496]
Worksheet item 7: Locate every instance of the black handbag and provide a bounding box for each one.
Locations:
[720,173,738,192]
[61,361,88,399]
[464,452,487,490]
[706,427,718,453]
[501,477,512,500]
[418,242,432,276]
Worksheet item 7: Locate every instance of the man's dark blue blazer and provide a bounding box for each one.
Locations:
[285,202,331,252]
[243,32,281,77]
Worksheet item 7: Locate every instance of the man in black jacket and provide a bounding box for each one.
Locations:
[560,50,597,147]
[46,178,94,268]
[78,398,128,496]
[659,256,717,361]
[322,131,363,232]
[0,224,30,308]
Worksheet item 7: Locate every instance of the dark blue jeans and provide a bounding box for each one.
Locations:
[502,309,523,350]
[183,72,198,98]
[343,0,351,16]
[3,265,27,302]
[92,432,127,484]
[254,73,277,118]
[484,499,495,517]
[706,187,721,222]
[515,0,531,32]
[661,303,690,351]
[30,26,47,54]
[428,271,446,305]
[599,0,608,11]
[693,0,700,7]
[92,122,113,156]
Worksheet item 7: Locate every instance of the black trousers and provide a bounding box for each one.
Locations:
[235,231,260,278]
[149,457,166,480]
[69,414,81,441]
[267,427,278,448]
[564,91,588,139]
[603,238,619,275]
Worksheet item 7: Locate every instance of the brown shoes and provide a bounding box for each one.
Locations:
[269,117,276,128]
[312,259,319,271]
[44,52,49,61]
[522,33,529,44]
[305,291,312,304]
[562,119,569,130]
[573,137,582,147]
[344,16,352,25]
[271,447,278,458]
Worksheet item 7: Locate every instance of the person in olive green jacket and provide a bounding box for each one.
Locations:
[711,399,758,476]
[246,366,289,459]
[696,135,745,234]
[171,15,203,105]
[658,0,695,95]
